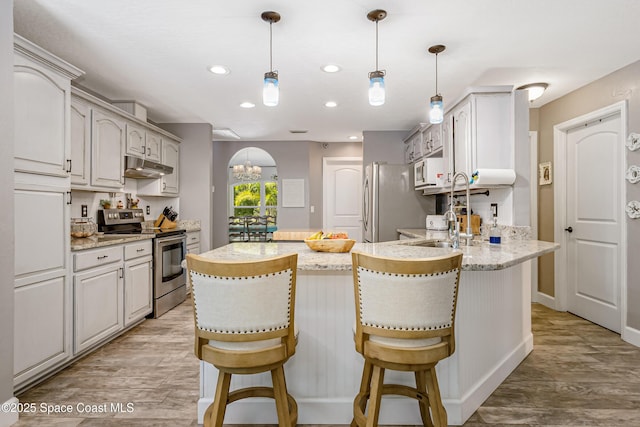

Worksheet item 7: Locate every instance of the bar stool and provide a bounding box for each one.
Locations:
[186,253,299,427]
[350,250,463,427]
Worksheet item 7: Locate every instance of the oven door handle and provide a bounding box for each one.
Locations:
[154,234,187,245]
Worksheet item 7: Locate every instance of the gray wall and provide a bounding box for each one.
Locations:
[1,0,15,409]
[536,60,640,329]
[362,130,407,166]
[158,123,213,252]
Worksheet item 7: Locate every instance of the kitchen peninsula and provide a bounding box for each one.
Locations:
[193,237,558,425]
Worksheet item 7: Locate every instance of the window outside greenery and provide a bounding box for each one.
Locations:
[233,182,277,218]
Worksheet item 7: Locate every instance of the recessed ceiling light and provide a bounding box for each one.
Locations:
[349,135,359,140]
[240,102,256,109]
[289,130,308,134]
[322,64,341,73]
[208,65,230,75]
[325,101,338,108]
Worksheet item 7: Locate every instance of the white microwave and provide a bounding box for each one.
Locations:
[414,157,444,188]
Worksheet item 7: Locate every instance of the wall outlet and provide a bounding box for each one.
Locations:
[81,204,88,217]
[491,203,498,218]
[146,206,151,215]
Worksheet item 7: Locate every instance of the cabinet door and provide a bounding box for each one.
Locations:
[145,131,162,162]
[441,114,454,185]
[14,276,70,386]
[161,139,179,194]
[430,123,443,152]
[125,122,146,158]
[14,55,70,177]
[91,109,125,189]
[15,187,68,280]
[70,98,91,185]
[74,264,124,354]
[452,100,471,177]
[124,257,152,326]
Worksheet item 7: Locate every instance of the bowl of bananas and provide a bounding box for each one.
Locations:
[304,231,355,253]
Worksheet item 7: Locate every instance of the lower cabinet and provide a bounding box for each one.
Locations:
[186,230,201,255]
[14,277,71,388]
[72,239,152,355]
[124,241,153,327]
[74,262,123,354]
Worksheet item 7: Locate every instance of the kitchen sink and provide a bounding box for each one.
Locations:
[413,240,453,248]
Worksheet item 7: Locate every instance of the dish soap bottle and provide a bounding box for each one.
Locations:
[489,217,501,244]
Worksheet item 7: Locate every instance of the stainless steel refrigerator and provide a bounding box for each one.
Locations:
[363,162,435,242]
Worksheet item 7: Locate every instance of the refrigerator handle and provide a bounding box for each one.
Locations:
[362,175,369,232]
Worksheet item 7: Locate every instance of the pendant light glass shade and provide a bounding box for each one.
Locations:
[263,71,279,107]
[261,11,281,107]
[368,71,385,106]
[428,45,446,124]
[429,95,443,124]
[367,10,387,106]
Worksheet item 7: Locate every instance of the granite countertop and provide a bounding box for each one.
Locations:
[194,237,559,272]
[71,219,201,251]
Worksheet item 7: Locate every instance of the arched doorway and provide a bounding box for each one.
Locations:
[227,147,278,241]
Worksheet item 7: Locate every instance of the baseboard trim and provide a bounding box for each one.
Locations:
[197,335,534,426]
[623,325,640,348]
[535,292,556,310]
[0,397,19,427]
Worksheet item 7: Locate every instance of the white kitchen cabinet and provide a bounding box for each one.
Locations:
[136,137,180,196]
[124,240,153,326]
[73,246,124,354]
[186,230,201,255]
[70,97,91,186]
[91,108,125,189]
[14,276,70,388]
[125,122,162,163]
[402,125,424,164]
[13,36,83,177]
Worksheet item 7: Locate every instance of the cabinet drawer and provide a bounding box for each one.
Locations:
[124,240,152,260]
[74,246,122,272]
[186,231,200,245]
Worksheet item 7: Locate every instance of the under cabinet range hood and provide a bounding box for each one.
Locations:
[123,155,173,179]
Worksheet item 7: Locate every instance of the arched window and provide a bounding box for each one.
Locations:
[228,147,277,218]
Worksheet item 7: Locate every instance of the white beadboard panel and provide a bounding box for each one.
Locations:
[198,265,532,425]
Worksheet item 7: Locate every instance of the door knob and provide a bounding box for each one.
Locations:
[564,226,573,233]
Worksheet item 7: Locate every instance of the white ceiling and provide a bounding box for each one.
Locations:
[13,0,640,143]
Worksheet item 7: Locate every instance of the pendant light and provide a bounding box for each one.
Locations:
[428,44,446,124]
[261,11,281,107]
[367,9,387,106]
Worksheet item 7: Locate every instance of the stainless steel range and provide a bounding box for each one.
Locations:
[97,208,187,318]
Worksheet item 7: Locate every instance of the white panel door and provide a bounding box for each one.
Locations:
[124,257,153,326]
[91,109,125,189]
[14,56,69,177]
[323,158,363,242]
[14,277,69,382]
[566,113,622,332]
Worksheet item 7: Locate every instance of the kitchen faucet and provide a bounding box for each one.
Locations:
[444,172,473,249]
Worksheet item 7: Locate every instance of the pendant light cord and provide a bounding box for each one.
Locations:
[435,52,438,95]
[375,20,379,71]
[269,21,273,72]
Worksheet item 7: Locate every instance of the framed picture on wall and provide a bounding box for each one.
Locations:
[539,161,552,185]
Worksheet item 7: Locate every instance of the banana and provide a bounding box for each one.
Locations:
[308,231,323,240]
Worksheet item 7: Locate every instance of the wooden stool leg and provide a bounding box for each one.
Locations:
[351,360,374,427]
[415,370,434,427]
[271,365,292,427]
[425,367,447,427]
[206,371,231,427]
[365,365,385,427]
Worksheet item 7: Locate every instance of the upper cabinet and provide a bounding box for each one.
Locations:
[91,108,126,189]
[13,35,84,177]
[125,122,162,163]
[70,88,181,192]
[410,86,528,193]
[136,137,180,196]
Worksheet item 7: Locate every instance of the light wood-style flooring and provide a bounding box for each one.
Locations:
[14,301,640,426]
